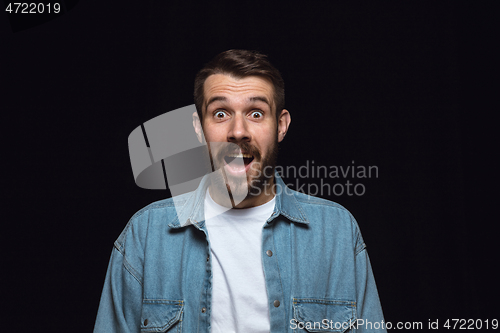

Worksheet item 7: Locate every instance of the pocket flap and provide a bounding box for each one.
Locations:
[293,298,356,332]
[141,299,183,332]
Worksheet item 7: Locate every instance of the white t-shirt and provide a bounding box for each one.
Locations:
[204,189,275,333]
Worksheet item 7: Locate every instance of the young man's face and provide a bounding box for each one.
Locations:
[197,74,290,207]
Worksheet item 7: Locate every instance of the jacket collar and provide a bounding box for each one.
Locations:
[167,172,309,229]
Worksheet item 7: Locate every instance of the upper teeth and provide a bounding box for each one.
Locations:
[227,154,253,158]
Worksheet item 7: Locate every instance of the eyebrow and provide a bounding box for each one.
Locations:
[249,96,271,106]
[205,96,271,111]
[205,96,227,110]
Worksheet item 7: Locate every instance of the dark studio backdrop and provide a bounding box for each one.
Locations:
[1,1,497,332]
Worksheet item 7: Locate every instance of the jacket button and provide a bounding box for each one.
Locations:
[201,307,207,313]
[273,300,280,307]
[207,256,209,262]
[143,319,148,326]
[266,250,273,257]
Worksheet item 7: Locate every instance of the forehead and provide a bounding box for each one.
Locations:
[203,74,274,107]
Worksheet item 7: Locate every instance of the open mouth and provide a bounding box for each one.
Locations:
[223,153,255,174]
[224,153,254,166]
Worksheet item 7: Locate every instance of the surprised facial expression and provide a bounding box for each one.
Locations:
[201,74,283,202]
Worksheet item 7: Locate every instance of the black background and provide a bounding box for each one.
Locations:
[1,1,497,332]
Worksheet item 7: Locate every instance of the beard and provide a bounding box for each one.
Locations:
[207,138,279,206]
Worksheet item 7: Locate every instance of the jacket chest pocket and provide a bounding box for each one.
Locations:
[292,298,357,333]
[140,300,184,333]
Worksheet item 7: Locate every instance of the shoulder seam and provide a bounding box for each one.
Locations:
[355,242,367,256]
[109,247,144,286]
[123,254,144,286]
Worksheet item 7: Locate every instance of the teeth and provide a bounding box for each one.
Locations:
[227,154,253,158]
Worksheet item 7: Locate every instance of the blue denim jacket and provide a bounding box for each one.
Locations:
[94,174,386,332]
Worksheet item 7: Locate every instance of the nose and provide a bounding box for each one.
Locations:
[227,113,251,143]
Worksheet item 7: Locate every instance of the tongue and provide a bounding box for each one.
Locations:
[227,158,246,172]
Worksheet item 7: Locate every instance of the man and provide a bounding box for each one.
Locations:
[94,50,386,332]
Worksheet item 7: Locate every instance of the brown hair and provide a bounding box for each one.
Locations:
[194,49,285,123]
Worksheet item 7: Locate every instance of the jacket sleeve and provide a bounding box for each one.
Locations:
[93,244,144,332]
[353,246,387,333]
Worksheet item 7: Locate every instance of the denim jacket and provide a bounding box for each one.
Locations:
[94,174,386,333]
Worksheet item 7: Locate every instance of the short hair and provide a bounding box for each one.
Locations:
[194,49,285,123]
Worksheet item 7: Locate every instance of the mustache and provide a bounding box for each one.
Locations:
[214,142,261,162]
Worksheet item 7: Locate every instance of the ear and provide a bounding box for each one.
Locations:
[192,111,204,143]
[277,109,291,142]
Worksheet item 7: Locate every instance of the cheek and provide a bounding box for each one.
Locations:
[258,134,278,154]
[202,125,225,142]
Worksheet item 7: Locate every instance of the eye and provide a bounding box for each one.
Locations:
[214,110,227,119]
[250,110,264,119]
